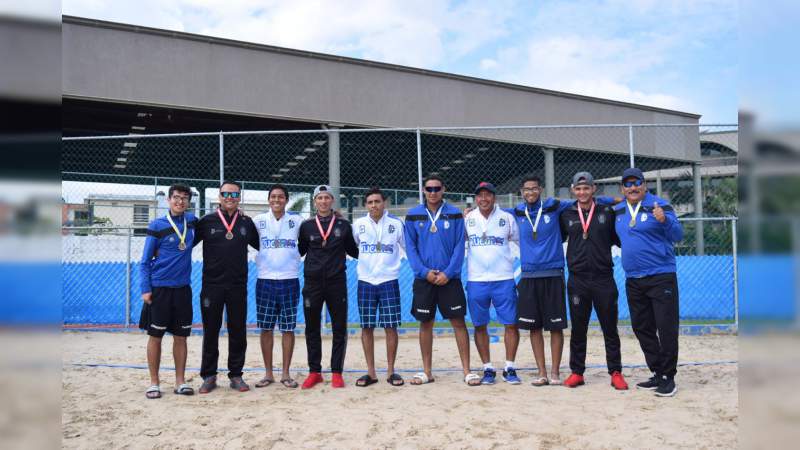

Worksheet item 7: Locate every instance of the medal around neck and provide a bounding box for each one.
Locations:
[217,209,239,240]
[166,213,188,251]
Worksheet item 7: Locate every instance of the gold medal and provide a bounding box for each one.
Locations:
[629,218,636,227]
[178,242,187,251]
[165,213,187,250]
[218,209,239,242]
[430,224,437,233]
[225,231,234,240]
[533,231,538,240]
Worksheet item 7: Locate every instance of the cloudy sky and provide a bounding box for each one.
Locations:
[63,0,738,123]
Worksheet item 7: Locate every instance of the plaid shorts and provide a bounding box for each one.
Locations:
[256,278,300,332]
[357,280,402,329]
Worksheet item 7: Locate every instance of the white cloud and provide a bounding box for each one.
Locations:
[479,58,497,70]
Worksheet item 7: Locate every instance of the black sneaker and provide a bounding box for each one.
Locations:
[654,376,677,397]
[636,375,660,390]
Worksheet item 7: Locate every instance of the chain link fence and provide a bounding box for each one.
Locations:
[62,124,738,327]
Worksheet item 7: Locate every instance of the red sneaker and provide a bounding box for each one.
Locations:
[564,373,585,388]
[301,372,324,389]
[331,373,345,388]
[611,371,629,390]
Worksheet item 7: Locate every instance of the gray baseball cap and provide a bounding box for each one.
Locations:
[571,171,594,186]
[313,185,334,199]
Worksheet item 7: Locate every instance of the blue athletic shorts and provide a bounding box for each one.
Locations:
[357,280,402,329]
[467,279,518,326]
[256,278,300,332]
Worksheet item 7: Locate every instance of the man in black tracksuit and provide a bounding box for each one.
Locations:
[298,185,359,389]
[193,181,260,393]
[559,172,628,390]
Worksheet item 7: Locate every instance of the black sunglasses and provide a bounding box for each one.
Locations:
[220,191,241,198]
[623,179,644,188]
[424,186,443,193]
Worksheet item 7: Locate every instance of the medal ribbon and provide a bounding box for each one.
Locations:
[524,201,544,237]
[425,200,445,229]
[369,212,385,248]
[217,208,239,235]
[479,205,496,238]
[166,213,187,248]
[626,201,642,225]
[578,201,596,237]
[315,214,336,243]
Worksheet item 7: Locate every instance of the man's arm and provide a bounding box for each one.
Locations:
[192,216,205,248]
[140,224,158,302]
[344,222,359,259]
[247,218,260,250]
[443,218,466,281]
[298,223,309,257]
[403,217,430,279]
[654,202,683,242]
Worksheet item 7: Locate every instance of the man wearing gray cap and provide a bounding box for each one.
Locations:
[297,185,359,389]
[559,172,628,390]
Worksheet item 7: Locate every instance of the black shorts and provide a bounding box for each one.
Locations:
[411,278,467,322]
[516,276,567,331]
[140,286,193,338]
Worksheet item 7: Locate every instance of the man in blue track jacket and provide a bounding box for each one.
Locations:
[405,175,480,386]
[614,167,683,397]
[139,184,197,399]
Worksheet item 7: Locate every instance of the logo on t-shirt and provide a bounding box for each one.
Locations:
[388,224,396,234]
[259,220,266,228]
[288,219,296,229]
[468,218,476,227]
[359,225,366,234]
[444,221,450,229]
[499,218,506,227]
[544,215,551,224]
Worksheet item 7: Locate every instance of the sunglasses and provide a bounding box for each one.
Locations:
[220,191,241,199]
[424,186,443,193]
[623,179,644,188]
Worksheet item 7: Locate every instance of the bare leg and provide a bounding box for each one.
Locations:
[530,329,547,376]
[173,335,187,386]
[361,327,377,379]
[385,328,398,376]
[281,331,295,380]
[411,320,434,384]
[451,318,472,376]
[550,330,564,381]
[147,336,162,386]
[504,325,520,362]
[260,330,275,380]
[474,325,491,364]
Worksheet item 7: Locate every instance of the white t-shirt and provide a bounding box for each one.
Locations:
[465,206,518,282]
[253,210,301,280]
[352,212,405,285]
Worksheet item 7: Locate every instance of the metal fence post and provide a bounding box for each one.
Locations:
[693,163,705,255]
[125,226,132,328]
[328,126,341,209]
[416,128,423,203]
[628,124,635,167]
[219,131,224,185]
[731,218,738,329]
[543,147,555,198]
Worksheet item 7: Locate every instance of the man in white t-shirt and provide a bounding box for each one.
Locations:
[352,187,406,387]
[252,184,302,389]
[465,182,522,385]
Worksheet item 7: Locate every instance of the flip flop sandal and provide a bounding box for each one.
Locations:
[387,373,404,386]
[531,377,550,387]
[356,374,379,387]
[464,373,481,386]
[145,385,162,399]
[411,372,434,385]
[280,378,299,389]
[174,383,194,395]
[549,378,563,386]
[255,377,275,388]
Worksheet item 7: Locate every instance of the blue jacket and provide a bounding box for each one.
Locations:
[140,212,198,293]
[404,202,465,280]
[614,192,683,278]
[507,198,572,275]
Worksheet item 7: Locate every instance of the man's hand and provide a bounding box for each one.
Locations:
[653,201,666,223]
[464,206,475,216]
[434,272,450,286]
[426,270,438,284]
[142,292,152,304]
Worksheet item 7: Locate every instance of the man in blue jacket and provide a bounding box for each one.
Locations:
[405,175,480,386]
[139,184,197,399]
[614,167,683,397]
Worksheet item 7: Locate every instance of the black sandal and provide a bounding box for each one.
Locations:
[356,374,378,387]
[387,373,404,386]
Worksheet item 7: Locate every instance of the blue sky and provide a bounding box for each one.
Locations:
[63,0,738,123]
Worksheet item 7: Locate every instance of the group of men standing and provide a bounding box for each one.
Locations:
[138,166,682,399]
